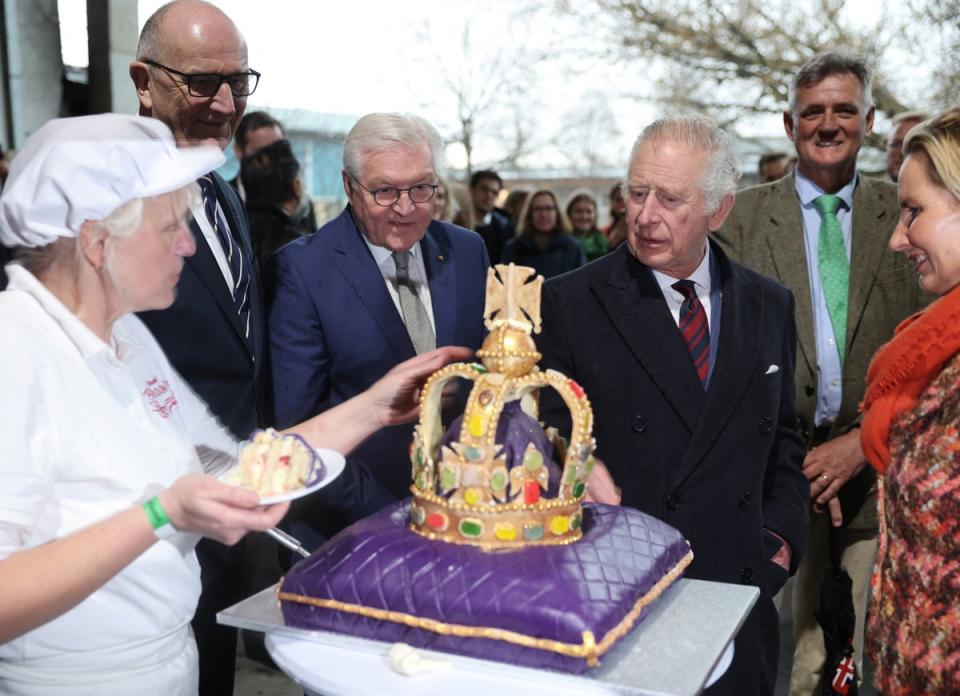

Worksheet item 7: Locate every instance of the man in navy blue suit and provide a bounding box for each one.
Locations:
[129,2,274,692]
[266,113,489,542]
[537,116,808,695]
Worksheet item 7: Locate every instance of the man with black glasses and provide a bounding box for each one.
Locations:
[266,112,489,539]
[129,2,272,692]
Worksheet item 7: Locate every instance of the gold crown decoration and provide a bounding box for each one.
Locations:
[409,264,596,550]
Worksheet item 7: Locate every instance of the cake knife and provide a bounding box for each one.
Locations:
[265,527,311,558]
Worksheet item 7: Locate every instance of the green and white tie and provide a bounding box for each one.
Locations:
[814,193,849,367]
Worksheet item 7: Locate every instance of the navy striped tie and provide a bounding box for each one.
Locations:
[197,176,250,338]
[673,280,709,386]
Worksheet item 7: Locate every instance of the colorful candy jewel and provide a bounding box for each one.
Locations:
[567,379,584,399]
[468,414,485,437]
[523,524,544,541]
[550,516,570,536]
[427,512,448,531]
[523,449,543,472]
[459,518,483,537]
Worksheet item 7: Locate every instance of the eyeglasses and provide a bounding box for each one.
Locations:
[351,178,438,207]
[143,60,260,98]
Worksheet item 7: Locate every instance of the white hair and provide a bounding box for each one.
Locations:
[97,182,199,239]
[342,113,445,181]
[627,115,740,215]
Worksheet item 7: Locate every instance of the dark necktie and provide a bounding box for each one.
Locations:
[673,279,710,386]
[197,176,250,338]
[392,250,436,354]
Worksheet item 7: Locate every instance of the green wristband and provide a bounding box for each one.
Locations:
[144,496,177,539]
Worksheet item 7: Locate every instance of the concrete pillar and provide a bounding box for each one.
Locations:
[3,0,63,148]
[86,0,138,115]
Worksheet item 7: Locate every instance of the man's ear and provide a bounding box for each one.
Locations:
[341,170,352,198]
[78,221,109,272]
[129,61,153,114]
[292,175,303,201]
[708,193,736,232]
[783,110,796,141]
[864,105,876,136]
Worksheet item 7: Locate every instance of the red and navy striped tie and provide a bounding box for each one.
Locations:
[673,280,709,386]
[198,176,251,338]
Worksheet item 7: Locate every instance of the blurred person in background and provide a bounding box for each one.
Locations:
[605,181,628,249]
[470,169,514,263]
[502,188,585,278]
[566,190,608,262]
[432,178,452,221]
[861,107,960,694]
[886,110,929,183]
[502,188,530,224]
[241,138,309,270]
[232,110,316,235]
[449,181,476,229]
[758,151,790,183]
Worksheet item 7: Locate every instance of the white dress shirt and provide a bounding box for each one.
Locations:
[361,236,437,334]
[651,240,714,332]
[795,170,857,425]
[189,192,234,289]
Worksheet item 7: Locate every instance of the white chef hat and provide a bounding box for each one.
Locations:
[0,113,225,248]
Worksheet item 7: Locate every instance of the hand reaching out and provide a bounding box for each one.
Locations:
[583,458,622,505]
[367,346,474,428]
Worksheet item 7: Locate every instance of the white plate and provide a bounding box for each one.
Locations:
[224,447,346,505]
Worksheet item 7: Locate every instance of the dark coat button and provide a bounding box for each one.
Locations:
[804,384,816,396]
[740,566,754,583]
[758,417,773,434]
[631,415,648,433]
[738,492,751,509]
[665,494,680,511]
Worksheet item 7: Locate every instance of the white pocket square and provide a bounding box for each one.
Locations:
[765,364,780,375]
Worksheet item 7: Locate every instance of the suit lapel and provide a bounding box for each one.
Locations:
[331,210,415,360]
[591,247,705,433]
[846,177,894,351]
[764,177,816,377]
[184,216,248,343]
[673,248,761,487]
[422,224,455,346]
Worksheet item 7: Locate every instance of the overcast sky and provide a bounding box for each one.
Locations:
[57,0,915,171]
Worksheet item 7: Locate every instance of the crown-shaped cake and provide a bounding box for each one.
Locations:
[408,264,596,549]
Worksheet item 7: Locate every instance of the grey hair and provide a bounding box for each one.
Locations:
[787,51,873,120]
[99,182,199,239]
[137,0,246,62]
[342,113,445,181]
[626,115,740,215]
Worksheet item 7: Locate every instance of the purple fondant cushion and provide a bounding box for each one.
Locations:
[279,501,692,673]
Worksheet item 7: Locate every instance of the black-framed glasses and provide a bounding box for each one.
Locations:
[351,178,438,207]
[143,59,260,98]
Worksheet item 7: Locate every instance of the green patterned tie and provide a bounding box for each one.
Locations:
[814,193,848,367]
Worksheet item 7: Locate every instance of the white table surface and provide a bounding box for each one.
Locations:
[220,578,758,696]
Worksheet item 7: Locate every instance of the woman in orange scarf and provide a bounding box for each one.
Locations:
[860,107,960,694]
